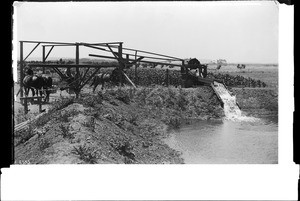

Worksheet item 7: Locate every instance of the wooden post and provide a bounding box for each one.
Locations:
[39,97,42,113]
[20,41,26,111]
[181,60,185,88]
[75,44,80,98]
[118,43,123,86]
[166,69,169,87]
[24,98,28,114]
[42,46,45,73]
[134,50,138,84]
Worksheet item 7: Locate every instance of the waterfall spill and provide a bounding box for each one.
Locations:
[212,81,258,122]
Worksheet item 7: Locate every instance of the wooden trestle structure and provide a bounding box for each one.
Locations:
[18,40,197,114]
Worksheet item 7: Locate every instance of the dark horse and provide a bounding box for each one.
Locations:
[90,68,126,92]
[23,68,53,102]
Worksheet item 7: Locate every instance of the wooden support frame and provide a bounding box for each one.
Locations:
[17,40,191,114]
[78,67,101,91]
[80,67,90,85]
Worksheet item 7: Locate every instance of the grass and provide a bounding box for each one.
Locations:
[59,124,74,139]
[109,139,135,164]
[38,138,51,150]
[71,144,98,164]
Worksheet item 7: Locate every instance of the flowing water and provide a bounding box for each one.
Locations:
[165,82,278,164]
[212,81,257,122]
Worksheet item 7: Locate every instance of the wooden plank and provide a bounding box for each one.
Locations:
[28,64,116,68]
[20,40,75,45]
[210,83,224,108]
[15,110,49,132]
[121,71,137,89]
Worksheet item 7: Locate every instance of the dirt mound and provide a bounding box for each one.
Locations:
[14,86,276,164]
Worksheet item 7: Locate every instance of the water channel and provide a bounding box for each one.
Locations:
[165,116,277,164]
[165,82,278,164]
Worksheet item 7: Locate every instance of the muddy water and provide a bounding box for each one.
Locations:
[165,116,278,164]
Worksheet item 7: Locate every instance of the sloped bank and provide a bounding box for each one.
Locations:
[14,86,225,164]
[14,86,277,164]
[232,87,278,117]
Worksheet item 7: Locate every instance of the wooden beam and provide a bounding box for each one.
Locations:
[97,44,183,61]
[44,46,54,61]
[42,46,45,73]
[89,54,183,67]
[106,44,120,60]
[52,67,67,79]
[78,68,101,90]
[86,44,178,62]
[80,67,90,85]
[19,41,24,103]
[83,44,107,51]
[20,40,75,45]
[24,42,40,61]
[121,71,136,89]
[75,44,80,75]
[27,64,117,68]
[130,56,144,65]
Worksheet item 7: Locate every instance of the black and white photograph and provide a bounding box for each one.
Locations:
[13,1,280,165]
[4,1,296,200]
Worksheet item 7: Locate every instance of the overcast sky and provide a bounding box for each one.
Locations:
[14,1,278,64]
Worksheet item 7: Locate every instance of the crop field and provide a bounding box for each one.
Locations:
[14,63,278,122]
[84,63,277,89]
[207,63,278,88]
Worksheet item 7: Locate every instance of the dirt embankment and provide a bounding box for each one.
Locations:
[14,86,277,164]
[231,87,278,117]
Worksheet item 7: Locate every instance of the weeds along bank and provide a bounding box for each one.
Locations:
[232,87,278,117]
[14,86,277,164]
[14,86,224,164]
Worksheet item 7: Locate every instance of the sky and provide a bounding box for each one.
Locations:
[13,1,278,64]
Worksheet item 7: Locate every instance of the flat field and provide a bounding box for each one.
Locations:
[208,63,278,88]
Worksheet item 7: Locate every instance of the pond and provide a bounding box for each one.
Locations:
[165,116,278,164]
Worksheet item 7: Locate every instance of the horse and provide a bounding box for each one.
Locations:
[90,68,126,92]
[237,64,246,69]
[90,72,112,92]
[23,73,53,103]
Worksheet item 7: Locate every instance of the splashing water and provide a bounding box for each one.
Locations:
[212,82,258,122]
